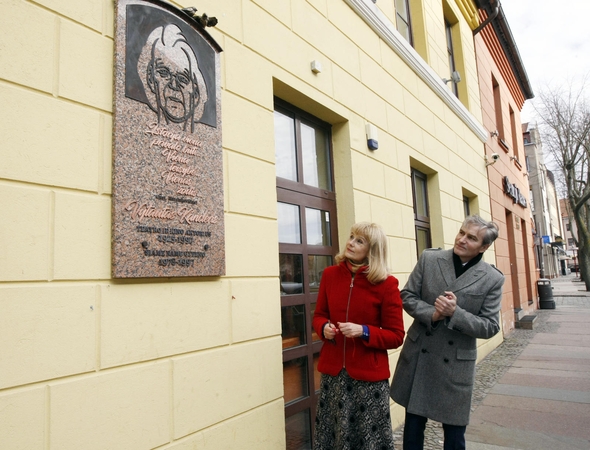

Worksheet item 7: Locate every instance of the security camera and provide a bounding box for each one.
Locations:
[485,153,500,166]
[443,71,462,85]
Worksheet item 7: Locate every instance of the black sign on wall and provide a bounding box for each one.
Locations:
[503,176,527,208]
[112,0,224,278]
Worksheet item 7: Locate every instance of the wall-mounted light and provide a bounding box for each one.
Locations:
[490,130,499,138]
[442,70,461,85]
[366,123,379,150]
[310,60,322,74]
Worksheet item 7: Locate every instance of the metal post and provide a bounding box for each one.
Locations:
[537,237,545,279]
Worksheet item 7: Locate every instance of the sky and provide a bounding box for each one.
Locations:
[500,1,590,123]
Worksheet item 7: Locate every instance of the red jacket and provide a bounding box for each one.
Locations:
[312,262,405,382]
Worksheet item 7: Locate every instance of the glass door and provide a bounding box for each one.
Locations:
[275,100,338,449]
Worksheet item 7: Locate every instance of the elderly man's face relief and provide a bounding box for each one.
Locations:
[453,223,490,263]
[152,48,197,123]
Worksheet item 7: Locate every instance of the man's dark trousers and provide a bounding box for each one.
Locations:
[403,411,466,450]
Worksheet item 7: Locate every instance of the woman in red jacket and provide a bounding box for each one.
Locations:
[312,222,405,450]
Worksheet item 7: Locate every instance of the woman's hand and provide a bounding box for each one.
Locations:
[337,322,363,338]
[323,322,340,340]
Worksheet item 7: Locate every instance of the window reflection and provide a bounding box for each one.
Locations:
[308,255,332,293]
[313,353,321,393]
[416,227,430,256]
[285,409,312,450]
[278,203,301,244]
[463,195,470,218]
[310,303,320,342]
[415,176,428,217]
[283,357,309,404]
[281,305,306,349]
[412,168,431,258]
[395,0,413,45]
[301,122,331,190]
[274,111,297,182]
[306,208,331,246]
[280,254,303,295]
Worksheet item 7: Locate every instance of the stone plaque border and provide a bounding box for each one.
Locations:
[112,0,225,278]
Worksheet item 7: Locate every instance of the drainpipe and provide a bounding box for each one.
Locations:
[473,1,500,35]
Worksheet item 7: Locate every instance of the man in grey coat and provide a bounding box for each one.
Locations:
[390,215,504,450]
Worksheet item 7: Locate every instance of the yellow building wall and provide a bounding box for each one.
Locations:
[0,0,495,447]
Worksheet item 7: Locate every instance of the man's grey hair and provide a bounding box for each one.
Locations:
[462,215,499,246]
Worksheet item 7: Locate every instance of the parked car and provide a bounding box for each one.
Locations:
[568,262,579,272]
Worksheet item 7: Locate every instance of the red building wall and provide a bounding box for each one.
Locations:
[475,21,538,334]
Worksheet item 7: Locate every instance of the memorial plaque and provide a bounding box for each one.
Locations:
[112,0,224,278]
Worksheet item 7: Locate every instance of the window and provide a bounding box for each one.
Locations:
[492,76,506,147]
[411,168,431,256]
[275,99,338,449]
[395,0,413,45]
[445,19,459,97]
[463,195,470,218]
[510,106,518,161]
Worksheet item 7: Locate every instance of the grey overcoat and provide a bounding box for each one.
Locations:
[390,248,504,426]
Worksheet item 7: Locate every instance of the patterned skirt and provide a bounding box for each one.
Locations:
[313,369,396,450]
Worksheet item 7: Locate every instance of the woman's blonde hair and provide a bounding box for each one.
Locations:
[335,222,390,284]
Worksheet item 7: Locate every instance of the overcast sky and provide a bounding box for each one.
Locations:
[500,1,590,122]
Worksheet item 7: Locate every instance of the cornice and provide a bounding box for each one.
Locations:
[343,0,488,142]
[456,0,479,30]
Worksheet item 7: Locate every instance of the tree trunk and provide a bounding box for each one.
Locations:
[573,204,590,290]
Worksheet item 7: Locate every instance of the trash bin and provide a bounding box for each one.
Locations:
[537,278,555,309]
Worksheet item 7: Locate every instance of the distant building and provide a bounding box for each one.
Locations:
[560,198,579,273]
[523,123,565,278]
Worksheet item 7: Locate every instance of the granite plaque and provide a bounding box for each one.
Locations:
[113,0,224,278]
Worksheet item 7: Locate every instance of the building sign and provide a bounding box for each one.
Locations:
[551,236,564,247]
[503,176,527,208]
[112,0,224,278]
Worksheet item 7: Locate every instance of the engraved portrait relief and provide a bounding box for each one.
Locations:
[138,24,207,133]
[124,4,217,129]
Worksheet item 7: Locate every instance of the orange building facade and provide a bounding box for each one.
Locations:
[474,2,538,333]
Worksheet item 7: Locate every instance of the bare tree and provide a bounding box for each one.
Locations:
[535,80,590,289]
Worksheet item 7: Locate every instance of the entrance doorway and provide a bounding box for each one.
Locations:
[274,99,338,449]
